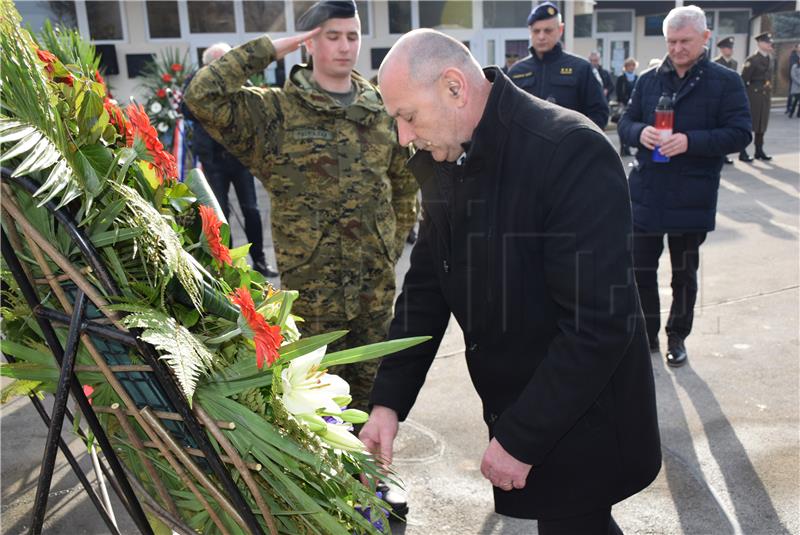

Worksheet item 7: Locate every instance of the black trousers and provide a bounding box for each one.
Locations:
[206,163,266,264]
[632,230,707,344]
[538,507,623,535]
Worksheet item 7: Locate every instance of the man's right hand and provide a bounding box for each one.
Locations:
[359,405,399,470]
[272,28,322,60]
[639,125,661,150]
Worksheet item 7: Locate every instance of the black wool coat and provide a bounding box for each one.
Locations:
[370,68,661,519]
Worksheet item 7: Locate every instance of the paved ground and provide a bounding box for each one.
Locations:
[1,111,797,534]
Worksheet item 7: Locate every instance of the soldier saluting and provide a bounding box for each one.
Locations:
[507,2,609,128]
[184,0,417,438]
[740,32,774,161]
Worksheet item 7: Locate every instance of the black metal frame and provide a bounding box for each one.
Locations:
[0,170,265,535]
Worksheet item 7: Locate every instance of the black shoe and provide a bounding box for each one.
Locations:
[739,151,753,162]
[252,259,278,278]
[666,336,688,368]
[724,156,734,164]
[754,150,772,161]
[377,482,408,522]
[406,228,418,245]
[648,338,660,353]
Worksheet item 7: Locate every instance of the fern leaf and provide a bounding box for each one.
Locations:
[122,310,216,403]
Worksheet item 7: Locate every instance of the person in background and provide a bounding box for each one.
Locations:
[740,32,774,162]
[501,53,520,75]
[362,28,661,535]
[713,36,738,164]
[615,57,638,156]
[618,5,751,367]
[789,53,800,118]
[182,43,278,278]
[589,51,615,101]
[786,43,799,115]
[508,2,608,128]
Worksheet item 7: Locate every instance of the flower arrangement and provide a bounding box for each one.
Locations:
[0,5,422,534]
[138,47,193,143]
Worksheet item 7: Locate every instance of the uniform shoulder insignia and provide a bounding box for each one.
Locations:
[744,61,750,68]
[560,67,573,75]
[512,72,533,79]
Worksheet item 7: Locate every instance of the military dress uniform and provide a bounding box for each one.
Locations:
[740,32,774,160]
[508,42,609,128]
[185,36,418,410]
[713,36,738,71]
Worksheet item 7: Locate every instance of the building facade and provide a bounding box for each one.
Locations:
[16,1,799,103]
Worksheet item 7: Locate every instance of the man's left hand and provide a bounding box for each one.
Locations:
[659,133,689,157]
[480,438,532,491]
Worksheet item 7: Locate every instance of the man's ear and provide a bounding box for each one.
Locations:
[440,67,467,104]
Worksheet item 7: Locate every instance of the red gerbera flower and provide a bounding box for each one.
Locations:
[171,63,183,72]
[104,97,129,141]
[156,88,167,98]
[125,103,177,183]
[36,48,57,75]
[161,73,173,83]
[82,384,94,405]
[198,205,232,267]
[95,70,105,86]
[229,287,283,369]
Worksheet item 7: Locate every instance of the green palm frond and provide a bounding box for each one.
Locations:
[0,379,46,403]
[34,19,100,77]
[122,309,216,404]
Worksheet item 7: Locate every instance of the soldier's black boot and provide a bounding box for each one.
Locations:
[253,258,279,278]
[666,335,688,368]
[754,146,772,161]
[738,150,753,162]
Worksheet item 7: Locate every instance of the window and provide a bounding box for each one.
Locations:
[86,1,123,40]
[146,1,180,38]
[705,11,715,31]
[371,48,391,70]
[644,14,665,36]
[187,1,235,33]
[17,1,78,31]
[244,1,286,33]
[769,11,800,39]
[293,1,369,34]
[574,14,592,38]
[388,1,411,34]
[596,11,632,33]
[718,10,750,35]
[483,1,529,29]
[420,1,472,30]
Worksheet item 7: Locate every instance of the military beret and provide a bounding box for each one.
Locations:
[754,32,772,43]
[716,36,734,49]
[527,2,559,26]
[296,0,357,31]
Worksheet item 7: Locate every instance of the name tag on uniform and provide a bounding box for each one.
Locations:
[560,67,573,75]
[511,72,533,79]
[291,128,333,141]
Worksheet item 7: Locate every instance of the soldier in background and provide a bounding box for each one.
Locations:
[740,32,774,162]
[713,36,738,71]
[714,36,738,164]
[184,0,417,421]
[508,2,608,128]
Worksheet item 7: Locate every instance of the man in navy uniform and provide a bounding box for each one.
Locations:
[508,2,608,128]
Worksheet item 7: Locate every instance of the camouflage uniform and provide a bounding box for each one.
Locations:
[185,36,417,411]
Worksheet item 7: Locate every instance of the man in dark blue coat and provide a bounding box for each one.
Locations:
[618,5,751,367]
[362,29,660,533]
[508,2,608,128]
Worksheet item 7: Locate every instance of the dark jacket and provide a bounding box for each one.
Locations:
[713,55,738,71]
[615,72,637,105]
[371,68,661,519]
[618,55,752,233]
[597,66,615,100]
[508,43,609,128]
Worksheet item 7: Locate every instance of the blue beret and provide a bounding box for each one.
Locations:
[296,0,357,31]
[527,2,559,26]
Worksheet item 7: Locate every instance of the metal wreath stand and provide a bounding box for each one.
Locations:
[0,168,276,535]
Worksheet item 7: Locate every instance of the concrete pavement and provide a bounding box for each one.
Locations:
[2,110,798,534]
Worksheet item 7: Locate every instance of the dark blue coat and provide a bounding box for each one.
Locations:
[618,55,752,233]
[508,43,609,128]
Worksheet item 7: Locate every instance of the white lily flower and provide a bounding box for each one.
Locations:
[299,413,365,452]
[150,101,163,114]
[281,345,349,416]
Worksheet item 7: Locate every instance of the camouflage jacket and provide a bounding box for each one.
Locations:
[185,36,417,320]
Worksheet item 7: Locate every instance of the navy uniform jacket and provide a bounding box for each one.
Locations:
[508,42,609,128]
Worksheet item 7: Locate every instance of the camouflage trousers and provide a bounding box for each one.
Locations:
[299,312,393,413]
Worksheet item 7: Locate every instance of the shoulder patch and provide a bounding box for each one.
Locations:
[560,67,573,75]
[744,61,751,68]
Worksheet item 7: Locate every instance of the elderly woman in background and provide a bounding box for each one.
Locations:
[615,57,639,156]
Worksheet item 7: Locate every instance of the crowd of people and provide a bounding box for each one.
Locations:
[181,1,790,532]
